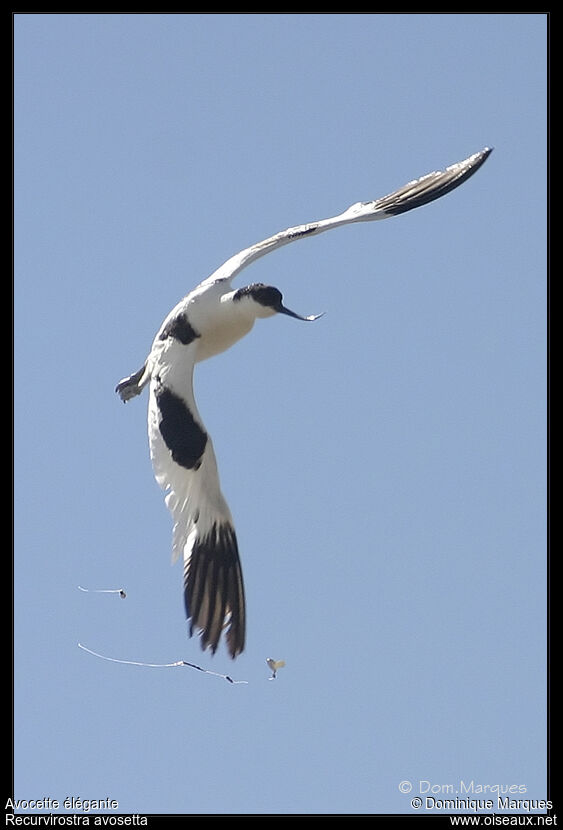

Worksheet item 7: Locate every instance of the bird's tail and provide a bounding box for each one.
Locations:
[184,522,246,659]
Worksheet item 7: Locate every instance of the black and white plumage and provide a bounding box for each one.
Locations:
[116,147,492,659]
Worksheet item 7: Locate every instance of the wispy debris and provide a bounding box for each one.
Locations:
[78,586,126,598]
[78,643,248,684]
[266,658,286,680]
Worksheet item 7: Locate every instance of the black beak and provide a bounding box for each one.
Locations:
[278,303,325,322]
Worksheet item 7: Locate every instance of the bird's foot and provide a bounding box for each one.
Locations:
[115,366,146,402]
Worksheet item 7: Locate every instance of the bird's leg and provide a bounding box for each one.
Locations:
[115,364,148,402]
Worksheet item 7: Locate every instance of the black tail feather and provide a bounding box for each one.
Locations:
[184,523,246,659]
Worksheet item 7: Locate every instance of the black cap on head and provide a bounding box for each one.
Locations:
[234,283,323,321]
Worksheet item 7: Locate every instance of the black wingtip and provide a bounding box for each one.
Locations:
[379,146,494,218]
[471,146,494,169]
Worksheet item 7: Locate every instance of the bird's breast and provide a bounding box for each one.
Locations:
[158,283,256,365]
[193,311,255,363]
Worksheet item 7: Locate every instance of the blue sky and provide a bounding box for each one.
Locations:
[14,14,547,817]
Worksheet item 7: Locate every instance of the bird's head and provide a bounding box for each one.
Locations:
[233,283,324,321]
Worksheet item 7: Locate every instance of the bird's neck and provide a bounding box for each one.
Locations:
[192,290,257,363]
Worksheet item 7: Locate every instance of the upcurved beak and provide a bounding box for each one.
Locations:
[278,304,325,322]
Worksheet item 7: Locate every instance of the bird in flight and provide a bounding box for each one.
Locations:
[116,147,492,660]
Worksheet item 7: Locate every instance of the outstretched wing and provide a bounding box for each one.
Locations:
[147,338,245,659]
[203,147,492,288]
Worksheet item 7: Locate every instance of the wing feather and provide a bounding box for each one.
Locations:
[147,340,245,658]
[203,147,492,288]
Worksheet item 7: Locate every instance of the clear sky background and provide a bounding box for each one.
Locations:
[14,14,547,817]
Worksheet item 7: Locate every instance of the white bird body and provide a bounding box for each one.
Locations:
[116,147,492,659]
[161,284,258,363]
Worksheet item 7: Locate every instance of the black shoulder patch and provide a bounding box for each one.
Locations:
[184,522,246,659]
[156,386,207,470]
[159,313,200,345]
